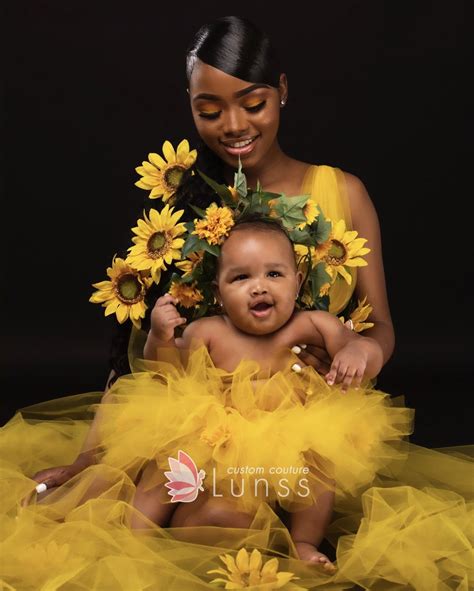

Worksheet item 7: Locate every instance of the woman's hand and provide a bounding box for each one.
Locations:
[293,320,354,376]
[292,344,332,375]
[21,463,83,508]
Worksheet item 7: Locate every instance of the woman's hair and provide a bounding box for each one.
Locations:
[185,16,281,89]
[174,16,282,214]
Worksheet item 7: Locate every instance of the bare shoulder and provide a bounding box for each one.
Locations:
[341,170,378,224]
[181,315,224,345]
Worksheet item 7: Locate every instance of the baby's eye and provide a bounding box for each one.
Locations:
[268,271,282,278]
[233,274,248,281]
[198,111,221,120]
[244,100,266,113]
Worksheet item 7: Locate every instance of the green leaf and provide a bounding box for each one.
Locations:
[201,242,220,257]
[234,156,247,197]
[312,209,332,245]
[271,195,308,229]
[189,204,206,218]
[196,169,234,206]
[182,233,207,257]
[308,262,332,305]
[288,228,312,245]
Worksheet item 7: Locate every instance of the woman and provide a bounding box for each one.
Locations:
[32,15,393,495]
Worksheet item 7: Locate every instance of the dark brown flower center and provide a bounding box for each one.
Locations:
[116,273,143,304]
[164,164,186,190]
[325,239,348,266]
[147,231,170,258]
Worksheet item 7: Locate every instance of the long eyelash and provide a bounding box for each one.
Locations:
[245,101,266,113]
[198,112,221,120]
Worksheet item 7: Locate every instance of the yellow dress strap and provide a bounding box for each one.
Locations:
[301,164,352,229]
[301,165,356,314]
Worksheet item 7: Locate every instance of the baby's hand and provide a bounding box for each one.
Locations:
[150,294,187,343]
[325,344,367,391]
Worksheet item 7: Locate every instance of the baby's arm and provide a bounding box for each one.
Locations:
[308,311,384,390]
[144,294,212,361]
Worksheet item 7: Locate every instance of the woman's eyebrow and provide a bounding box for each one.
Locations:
[192,83,271,102]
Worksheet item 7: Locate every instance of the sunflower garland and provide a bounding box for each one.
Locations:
[90,139,374,331]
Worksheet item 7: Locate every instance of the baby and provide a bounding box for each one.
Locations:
[140,218,383,570]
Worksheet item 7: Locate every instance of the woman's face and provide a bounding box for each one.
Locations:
[188,59,287,173]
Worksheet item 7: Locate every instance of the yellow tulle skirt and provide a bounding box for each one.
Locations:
[0,346,473,590]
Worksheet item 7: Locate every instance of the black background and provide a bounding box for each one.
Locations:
[3,2,472,446]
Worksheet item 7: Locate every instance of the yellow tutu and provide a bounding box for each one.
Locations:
[0,346,473,590]
[96,346,414,514]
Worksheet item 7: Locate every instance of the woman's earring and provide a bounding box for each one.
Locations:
[280,99,286,107]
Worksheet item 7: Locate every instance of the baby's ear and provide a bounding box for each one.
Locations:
[295,270,304,294]
[212,280,222,306]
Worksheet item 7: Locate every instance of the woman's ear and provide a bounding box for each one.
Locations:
[279,73,288,105]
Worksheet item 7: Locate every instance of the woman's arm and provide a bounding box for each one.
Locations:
[309,311,384,389]
[344,172,395,366]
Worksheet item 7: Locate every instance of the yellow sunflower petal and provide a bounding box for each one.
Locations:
[345,257,369,267]
[261,557,279,576]
[183,149,197,167]
[249,548,263,572]
[162,140,176,164]
[149,185,165,199]
[176,139,190,162]
[336,265,353,284]
[116,305,129,323]
[148,152,167,169]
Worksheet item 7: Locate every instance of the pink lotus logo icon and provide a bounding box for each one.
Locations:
[164,450,206,503]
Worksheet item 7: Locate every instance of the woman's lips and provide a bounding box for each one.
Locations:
[221,135,259,156]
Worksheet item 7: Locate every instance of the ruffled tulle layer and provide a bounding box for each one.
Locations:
[0,348,473,589]
[94,346,415,513]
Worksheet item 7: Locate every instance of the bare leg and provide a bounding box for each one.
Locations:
[290,490,336,572]
[170,494,254,528]
[131,461,178,529]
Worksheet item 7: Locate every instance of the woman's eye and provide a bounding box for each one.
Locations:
[245,100,266,113]
[198,111,221,120]
[268,271,281,278]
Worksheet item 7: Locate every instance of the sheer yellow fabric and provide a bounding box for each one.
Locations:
[301,165,356,314]
[1,345,473,589]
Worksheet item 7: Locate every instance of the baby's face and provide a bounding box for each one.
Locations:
[216,228,303,335]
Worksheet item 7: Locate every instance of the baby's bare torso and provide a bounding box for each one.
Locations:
[201,311,325,374]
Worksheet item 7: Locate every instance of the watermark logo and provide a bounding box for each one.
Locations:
[164,450,206,503]
[164,450,311,502]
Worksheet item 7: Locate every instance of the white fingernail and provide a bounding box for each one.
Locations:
[291,363,302,373]
[35,483,47,494]
[291,345,302,354]
[298,344,307,349]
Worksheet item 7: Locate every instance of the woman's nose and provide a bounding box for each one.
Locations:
[222,107,249,136]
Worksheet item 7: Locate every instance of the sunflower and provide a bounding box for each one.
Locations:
[193,203,235,246]
[298,197,319,230]
[321,219,370,285]
[126,204,186,284]
[169,281,204,308]
[135,139,197,202]
[207,547,302,589]
[89,256,152,328]
[175,251,204,277]
[339,296,374,332]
